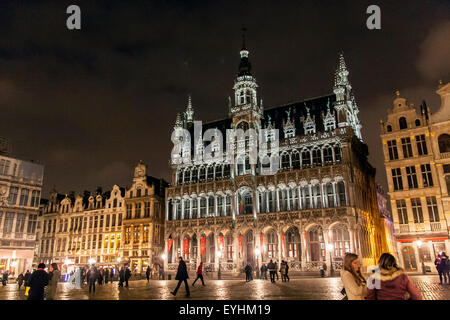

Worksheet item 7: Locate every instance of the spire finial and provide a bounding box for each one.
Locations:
[241,27,247,50]
[395,90,400,97]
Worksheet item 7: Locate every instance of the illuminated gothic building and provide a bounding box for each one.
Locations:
[164,38,390,277]
[380,82,450,273]
[35,161,167,274]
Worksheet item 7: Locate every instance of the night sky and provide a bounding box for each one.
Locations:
[0,0,449,198]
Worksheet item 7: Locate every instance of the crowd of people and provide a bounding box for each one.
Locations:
[2,251,449,300]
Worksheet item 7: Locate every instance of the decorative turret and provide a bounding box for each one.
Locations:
[323,98,336,131]
[184,94,194,124]
[230,28,261,117]
[174,112,183,129]
[301,104,316,134]
[333,52,362,140]
[283,108,296,138]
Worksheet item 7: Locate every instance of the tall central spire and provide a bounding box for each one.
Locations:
[238,27,252,76]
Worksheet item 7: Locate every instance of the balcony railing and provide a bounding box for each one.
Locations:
[399,225,410,233]
[440,152,450,159]
[431,222,443,231]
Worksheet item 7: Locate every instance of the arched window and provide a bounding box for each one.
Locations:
[302,185,311,209]
[399,117,407,130]
[225,194,232,216]
[215,165,222,180]
[191,167,198,183]
[199,197,206,217]
[183,199,190,219]
[289,188,298,210]
[337,181,346,206]
[281,153,290,170]
[312,149,322,166]
[240,191,253,215]
[334,146,342,162]
[308,226,325,262]
[245,156,251,173]
[415,119,421,127]
[291,151,300,169]
[312,184,322,208]
[387,125,392,132]
[207,166,214,181]
[280,189,288,211]
[177,170,183,185]
[223,164,230,178]
[199,167,206,182]
[183,169,190,184]
[438,134,450,153]
[239,91,245,104]
[302,150,311,168]
[323,147,333,164]
[246,90,252,104]
[286,227,301,260]
[326,183,335,207]
[208,195,214,216]
[191,198,198,219]
[236,156,245,176]
[330,225,350,257]
[268,190,275,212]
[267,230,278,259]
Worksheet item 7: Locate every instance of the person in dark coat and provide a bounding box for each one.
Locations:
[284,261,290,282]
[24,270,31,287]
[244,264,253,282]
[260,264,268,280]
[98,268,104,285]
[17,273,24,289]
[125,267,131,287]
[104,268,109,284]
[146,266,151,283]
[2,271,8,286]
[192,262,205,287]
[118,268,125,287]
[436,252,449,284]
[28,263,49,300]
[267,260,276,283]
[170,257,190,297]
[86,265,99,294]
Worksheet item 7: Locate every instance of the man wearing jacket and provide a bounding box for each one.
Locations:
[28,263,49,300]
[170,256,190,297]
[87,265,99,294]
[192,262,205,286]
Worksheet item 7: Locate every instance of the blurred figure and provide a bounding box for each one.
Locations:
[118,267,125,287]
[244,264,253,282]
[24,270,31,287]
[260,264,267,280]
[146,266,151,283]
[17,272,24,289]
[2,270,8,286]
[435,252,449,285]
[170,257,190,297]
[28,263,49,300]
[192,262,205,287]
[87,264,99,294]
[125,267,131,287]
[367,253,421,300]
[47,263,60,300]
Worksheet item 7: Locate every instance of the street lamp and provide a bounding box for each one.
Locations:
[217,251,222,280]
[88,258,96,265]
[326,244,334,277]
[254,248,261,279]
[416,240,426,275]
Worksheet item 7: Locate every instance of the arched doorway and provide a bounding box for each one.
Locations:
[286,227,300,260]
[308,225,325,262]
[402,246,417,271]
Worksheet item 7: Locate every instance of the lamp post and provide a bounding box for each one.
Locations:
[254,248,261,279]
[416,240,426,275]
[217,251,222,280]
[326,244,334,277]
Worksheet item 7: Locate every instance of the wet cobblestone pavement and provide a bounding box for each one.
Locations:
[0,275,448,300]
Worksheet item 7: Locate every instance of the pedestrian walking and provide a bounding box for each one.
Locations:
[192,262,205,287]
[47,263,60,300]
[98,268,104,285]
[170,257,190,297]
[260,264,267,280]
[285,261,290,282]
[87,264,99,294]
[17,273,24,290]
[268,260,276,283]
[340,253,366,300]
[104,268,109,284]
[244,264,253,282]
[367,253,421,300]
[24,270,31,287]
[274,261,279,280]
[146,266,151,283]
[435,252,449,285]
[280,261,287,282]
[125,267,131,287]
[2,270,8,286]
[28,263,49,300]
[118,267,125,287]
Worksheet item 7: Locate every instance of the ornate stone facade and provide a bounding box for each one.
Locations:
[164,40,389,277]
[380,82,450,273]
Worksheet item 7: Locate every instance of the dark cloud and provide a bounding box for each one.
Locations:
[0,0,448,198]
